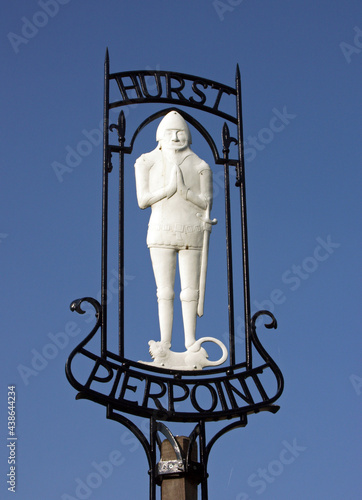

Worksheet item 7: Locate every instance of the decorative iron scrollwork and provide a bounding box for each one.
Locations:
[65,54,284,500]
[222,122,238,153]
[66,298,283,423]
[109,110,126,144]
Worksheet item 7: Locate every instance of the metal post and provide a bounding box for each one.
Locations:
[118,111,125,358]
[235,64,252,369]
[199,420,208,500]
[150,418,157,500]
[101,48,110,358]
[160,436,198,500]
[222,123,236,365]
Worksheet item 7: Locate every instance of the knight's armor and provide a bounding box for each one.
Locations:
[135,147,211,250]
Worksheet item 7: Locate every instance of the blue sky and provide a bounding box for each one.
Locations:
[1,1,361,499]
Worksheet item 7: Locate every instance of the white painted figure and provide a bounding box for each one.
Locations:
[135,111,227,369]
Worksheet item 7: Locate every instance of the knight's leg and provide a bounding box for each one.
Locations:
[179,249,202,349]
[150,247,176,347]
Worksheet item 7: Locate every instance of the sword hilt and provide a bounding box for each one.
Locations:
[196,212,217,225]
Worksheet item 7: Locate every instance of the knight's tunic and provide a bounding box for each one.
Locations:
[135,147,212,250]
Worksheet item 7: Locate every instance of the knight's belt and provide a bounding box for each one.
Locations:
[148,223,202,233]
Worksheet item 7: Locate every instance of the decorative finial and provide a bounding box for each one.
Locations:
[236,63,241,82]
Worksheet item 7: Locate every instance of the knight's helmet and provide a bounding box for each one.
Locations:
[156,110,192,145]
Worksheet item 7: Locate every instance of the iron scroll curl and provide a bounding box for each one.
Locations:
[66,299,283,423]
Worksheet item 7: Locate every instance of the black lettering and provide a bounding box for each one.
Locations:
[108,367,123,399]
[190,382,218,413]
[142,379,167,411]
[252,374,268,401]
[189,80,208,105]
[139,73,162,98]
[115,75,143,100]
[167,380,189,412]
[223,376,254,408]
[238,376,254,404]
[214,380,229,411]
[166,74,187,101]
[212,85,232,110]
[118,372,143,406]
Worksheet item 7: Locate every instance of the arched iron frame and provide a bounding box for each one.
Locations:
[66,50,284,499]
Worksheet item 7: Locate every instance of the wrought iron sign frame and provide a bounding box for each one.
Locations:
[66,49,284,499]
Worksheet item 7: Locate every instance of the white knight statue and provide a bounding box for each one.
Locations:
[135,111,227,370]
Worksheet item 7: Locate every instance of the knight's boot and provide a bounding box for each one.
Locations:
[157,286,174,348]
[180,287,199,350]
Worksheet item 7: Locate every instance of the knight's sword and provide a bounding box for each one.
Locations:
[197,206,217,317]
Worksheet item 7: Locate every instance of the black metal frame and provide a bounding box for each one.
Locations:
[65,50,284,499]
